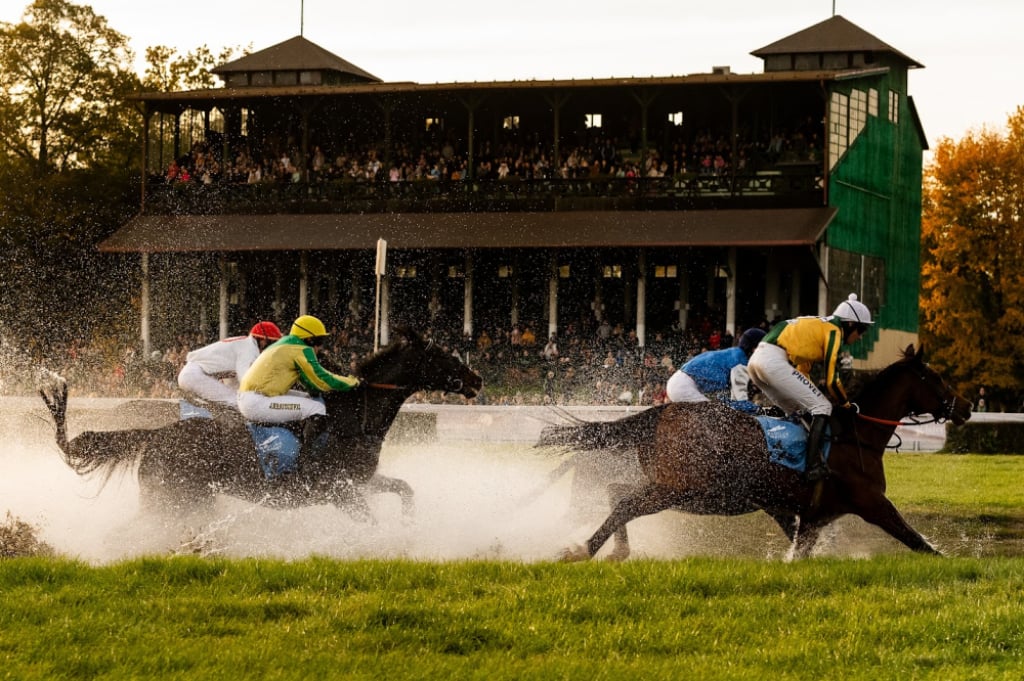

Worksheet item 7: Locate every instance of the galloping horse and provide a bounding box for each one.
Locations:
[537,345,972,560]
[40,327,482,521]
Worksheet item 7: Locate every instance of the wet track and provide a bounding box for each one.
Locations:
[0,397,1009,562]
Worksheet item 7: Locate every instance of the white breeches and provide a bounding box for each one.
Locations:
[747,343,832,416]
[237,390,326,424]
[666,371,709,403]
[177,362,239,408]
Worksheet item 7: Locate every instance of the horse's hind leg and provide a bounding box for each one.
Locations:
[562,482,681,562]
[366,474,415,518]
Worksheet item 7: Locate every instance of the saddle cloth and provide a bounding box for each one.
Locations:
[754,415,832,473]
[246,423,302,478]
[179,399,213,420]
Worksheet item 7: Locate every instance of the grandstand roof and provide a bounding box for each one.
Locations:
[100,208,837,253]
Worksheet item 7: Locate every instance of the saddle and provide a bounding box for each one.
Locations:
[754,414,833,474]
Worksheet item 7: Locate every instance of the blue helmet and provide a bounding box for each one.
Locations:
[738,328,766,356]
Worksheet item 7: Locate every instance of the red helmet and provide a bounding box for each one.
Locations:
[249,321,282,341]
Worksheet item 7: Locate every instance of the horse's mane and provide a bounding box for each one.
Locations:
[352,326,423,379]
[847,344,919,404]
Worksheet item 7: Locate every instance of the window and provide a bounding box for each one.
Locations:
[208,108,225,134]
[850,88,867,136]
[558,265,571,278]
[498,265,514,278]
[602,265,621,278]
[299,70,322,85]
[425,117,444,132]
[888,90,900,124]
[447,265,464,278]
[654,265,678,278]
[868,88,878,118]
[251,71,272,86]
[227,73,248,87]
[502,115,520,130]
[585,113,602,129]
[240,109,249,137]
[828,91,849,169]
[667,111,683,126]
[274,71,298,86]
[395,266,417,278]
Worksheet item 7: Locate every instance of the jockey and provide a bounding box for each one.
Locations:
[237,315,361,460]
[177,321,283,410]
[666,327,766,413]
[746,294,872,481]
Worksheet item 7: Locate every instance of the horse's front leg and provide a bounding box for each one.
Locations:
[853,492,940,555]
[328,477,375,523]
[560,482,681,562]
[366,473,415,518]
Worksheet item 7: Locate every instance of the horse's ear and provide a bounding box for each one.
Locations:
[901,344,915,361]
[391,325,422,346]
[915,344,926,363]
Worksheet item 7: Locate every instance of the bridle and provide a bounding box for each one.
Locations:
[850,363,960,451]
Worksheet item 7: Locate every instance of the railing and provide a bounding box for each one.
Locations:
[144,166,825,215]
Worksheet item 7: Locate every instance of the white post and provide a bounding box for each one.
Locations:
[380,274,390,346]
[548,255,559,341]
[299,252,309,317]
[218,254,229,340]
[374,238,387,353]
[726,247,737,335]
[140,253,151,357]
[677,265,690,331]
[463,252,474,338]
[636,250,646,348]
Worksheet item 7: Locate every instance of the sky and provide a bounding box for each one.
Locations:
[2,0,1022,152]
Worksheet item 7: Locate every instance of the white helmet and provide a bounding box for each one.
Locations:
[832,293,873,324]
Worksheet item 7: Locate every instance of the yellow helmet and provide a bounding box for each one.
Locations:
[290,315,329,339]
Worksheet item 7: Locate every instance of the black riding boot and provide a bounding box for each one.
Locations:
[804,414,830,482]
[300,414,329,464]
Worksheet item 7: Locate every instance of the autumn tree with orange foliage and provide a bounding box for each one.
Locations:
[920,106,1024,407]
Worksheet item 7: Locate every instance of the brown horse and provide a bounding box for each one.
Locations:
[39,328,482,522]
[537,345,973,560]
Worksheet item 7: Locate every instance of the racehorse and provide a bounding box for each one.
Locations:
[536,345,972,560]
[39,327,482,522]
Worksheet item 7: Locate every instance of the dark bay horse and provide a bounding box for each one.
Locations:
[39,328,482,521]
[537,345,972,560]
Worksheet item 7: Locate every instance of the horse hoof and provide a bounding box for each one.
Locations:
[606,547,631,562]
[557,544,591,562]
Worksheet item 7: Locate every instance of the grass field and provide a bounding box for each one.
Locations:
[1,556,1022,680]
[2,452,1024,679]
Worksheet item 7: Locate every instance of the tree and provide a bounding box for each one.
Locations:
[0,0,137,175]
[920,106,1024,406]
[143,44,246,92]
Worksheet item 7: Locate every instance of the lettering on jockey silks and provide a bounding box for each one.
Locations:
[269,402,302,410]
[789,367,824,398]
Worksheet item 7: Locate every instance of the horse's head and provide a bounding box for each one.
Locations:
[872,345,973,425]
[358,327,482,399]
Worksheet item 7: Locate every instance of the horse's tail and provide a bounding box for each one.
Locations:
[38,372,143,485]
[536,406,665,451]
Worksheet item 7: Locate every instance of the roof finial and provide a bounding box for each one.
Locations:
[300,0,305,36]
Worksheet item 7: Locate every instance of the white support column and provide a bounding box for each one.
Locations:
[463,252,474,338]
[218,254,229,340]
[726,247,737,335]
[140,252,151,357]
[299,252,309,317]
[636,251,647,348]
[548,255,559,340]
[348,268,361,321]
[817,243,830,316]
[380,274,390,346]
[764,253,781,323]
[677,265,690,331]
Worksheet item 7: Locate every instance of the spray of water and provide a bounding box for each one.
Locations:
[2,399,927,562]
